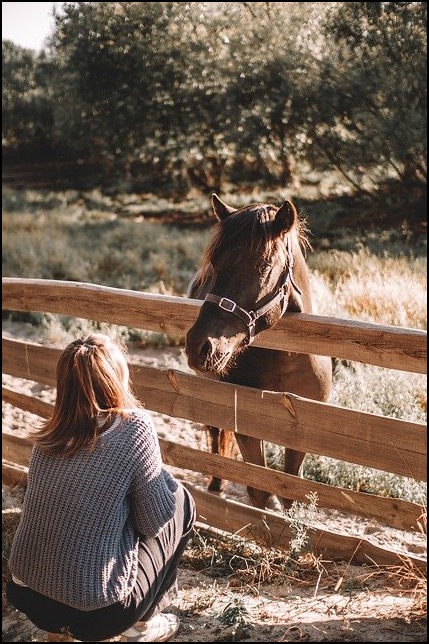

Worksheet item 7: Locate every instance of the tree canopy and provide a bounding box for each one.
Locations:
[2,1,427,203]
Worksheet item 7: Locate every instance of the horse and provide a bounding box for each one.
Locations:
[185,193,332,509]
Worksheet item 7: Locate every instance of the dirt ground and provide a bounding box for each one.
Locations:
[2,483,427,644]
[2,486,427,643]
[2,323,427,642]
[2,554,428,642]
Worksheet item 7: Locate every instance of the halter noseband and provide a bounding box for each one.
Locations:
[203,237,301,345]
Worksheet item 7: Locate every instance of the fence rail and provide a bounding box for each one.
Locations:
[2,278,427,569]
[3,278,426,372]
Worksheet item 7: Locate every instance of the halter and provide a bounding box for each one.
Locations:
[203,237,302,345]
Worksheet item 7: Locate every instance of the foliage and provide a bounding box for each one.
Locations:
[303,453,427,504]
[308,246,427,329]
[216,597,253,639]
[283,492,320,557]
[184,526,299,585]
[305,2,427,193]
[2,41,56,153]
[48,2,197,174]
[1,191,210,295]
[2,2,426,208]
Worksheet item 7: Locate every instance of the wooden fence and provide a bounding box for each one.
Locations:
[2,277,427,569]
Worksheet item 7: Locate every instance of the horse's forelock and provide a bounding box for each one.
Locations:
[197,202,309,283]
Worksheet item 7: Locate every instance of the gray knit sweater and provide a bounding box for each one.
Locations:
[8,409,181,611]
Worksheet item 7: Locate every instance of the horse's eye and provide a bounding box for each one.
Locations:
[258,262,271,276]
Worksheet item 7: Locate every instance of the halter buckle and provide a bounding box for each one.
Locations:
[218,297,236,313]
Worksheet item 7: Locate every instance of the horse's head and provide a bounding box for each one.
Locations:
[186,194,309,376]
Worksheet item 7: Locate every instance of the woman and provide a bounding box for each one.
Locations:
[6,333,196,642]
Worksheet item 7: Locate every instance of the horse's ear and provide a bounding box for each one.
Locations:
[212,193,235,221]
[273,200,298,235]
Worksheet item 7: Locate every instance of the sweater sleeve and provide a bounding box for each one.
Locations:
[129,411,179,537]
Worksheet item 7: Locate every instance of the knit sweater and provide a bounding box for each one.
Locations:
[8,409,180,611]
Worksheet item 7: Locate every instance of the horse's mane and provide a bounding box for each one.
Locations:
[197,202,310,286]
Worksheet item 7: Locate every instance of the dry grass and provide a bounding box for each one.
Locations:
[2,507,21,611]
[183,526,427,617]
[384,559,427,619]
[2,486,427,643]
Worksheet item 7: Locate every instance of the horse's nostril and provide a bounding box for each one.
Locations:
[198,339,212,362]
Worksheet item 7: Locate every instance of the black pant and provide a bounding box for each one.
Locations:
[6,486,196,642]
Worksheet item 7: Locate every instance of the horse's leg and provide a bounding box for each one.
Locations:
[206,425,222,491]
[206,425,235,492]
[282,448,306,510]
[234,433,270,509]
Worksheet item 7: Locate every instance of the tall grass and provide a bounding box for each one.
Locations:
[2,196,210,295]
[308,247,427,329]
[2,188,427,502]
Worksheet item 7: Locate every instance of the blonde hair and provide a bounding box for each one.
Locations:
[34,333,143,456]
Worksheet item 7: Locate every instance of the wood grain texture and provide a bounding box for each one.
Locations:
[3,336,426,481]
[2,391,424,534]
[2,278,426,372]
[185,484,427,570]
[2,278,427,568]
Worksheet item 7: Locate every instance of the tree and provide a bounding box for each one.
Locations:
[2,41,56,155]
[303,2,427,195]
[49,2,209,179]
[7,0,425,203]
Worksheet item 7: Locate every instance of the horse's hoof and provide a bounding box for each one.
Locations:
[266,495,283,512]
[281,498,295,512]
[248,488,270,509]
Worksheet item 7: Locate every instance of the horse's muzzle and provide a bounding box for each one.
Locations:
[185,332,234,376]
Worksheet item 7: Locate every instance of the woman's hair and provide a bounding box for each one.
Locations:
[34,333,143,456]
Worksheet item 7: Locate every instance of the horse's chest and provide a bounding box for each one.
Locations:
[227,348,302,389]
[228,348,330,400]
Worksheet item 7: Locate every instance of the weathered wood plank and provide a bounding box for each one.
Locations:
[186,484,426,570]
[2,433,33,467]
[4,464,424,569]
[161,440,425,534]
[2,460,28,486]
[267,315,427,374]
[2,396,424,533]
[134,367,426,481]
[2,336,426,480]
[2,337,56,386]
[2,386,53,419]
[2,278,426,373]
